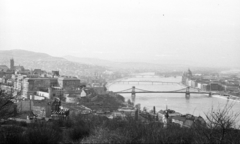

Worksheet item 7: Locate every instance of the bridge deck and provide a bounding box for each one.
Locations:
[115,91,215,94]
[117,81,180,83]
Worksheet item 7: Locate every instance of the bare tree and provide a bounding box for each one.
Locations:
[0,90,15,119]
[194,102,240,144]
[206,103,239,128]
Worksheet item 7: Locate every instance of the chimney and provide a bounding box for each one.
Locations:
[135,109,139,121]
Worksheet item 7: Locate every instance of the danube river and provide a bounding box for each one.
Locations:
[108,73,240,123]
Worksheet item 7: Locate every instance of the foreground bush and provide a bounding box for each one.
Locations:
[0,125,25,144]
[68,124,90,141]
[23,122,62,144]
[24,126,62,144]
[1,103,240,143]
[81,127,129,144]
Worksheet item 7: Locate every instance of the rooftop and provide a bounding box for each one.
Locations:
[0,65,8,68]
[24,77,58,80]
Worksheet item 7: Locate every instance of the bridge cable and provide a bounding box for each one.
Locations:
[135,87,187,92]
[114,88,133,93]
[134,88,156,93]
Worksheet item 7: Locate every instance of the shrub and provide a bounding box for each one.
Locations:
[81,127,129,144]
[194,102,240,144]
[68,124,90,141]
[104,117,128,131]
[19,121,27,127]
[52,118,73,128]
[24,126,62,144]
[0,125,25,144]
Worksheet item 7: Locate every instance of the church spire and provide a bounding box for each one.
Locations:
[188,68,192,77]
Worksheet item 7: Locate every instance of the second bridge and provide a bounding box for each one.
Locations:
[115,80,181,85]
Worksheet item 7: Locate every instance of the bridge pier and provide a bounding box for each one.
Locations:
[185,92,190,98]
[131,86,136,106]
[209,92,212,97]
[185,87,190,99]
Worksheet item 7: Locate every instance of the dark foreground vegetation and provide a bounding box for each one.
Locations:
[0,110,240,144]
[1,91,240,144]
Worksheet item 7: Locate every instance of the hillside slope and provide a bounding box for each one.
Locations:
[0,49,105,76]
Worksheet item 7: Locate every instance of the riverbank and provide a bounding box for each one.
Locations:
[180,82,240,102]
[212,94,240,102]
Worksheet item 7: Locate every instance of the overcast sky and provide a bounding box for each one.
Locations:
[0,0,240,67]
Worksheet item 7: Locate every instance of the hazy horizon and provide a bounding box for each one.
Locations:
[1,0,240,68]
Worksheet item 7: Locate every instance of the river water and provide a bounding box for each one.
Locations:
[108,73,240,125]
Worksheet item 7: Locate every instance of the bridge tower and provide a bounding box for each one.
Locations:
[185,87,190,99]
[209,92,212,97]
[131,86,136,106]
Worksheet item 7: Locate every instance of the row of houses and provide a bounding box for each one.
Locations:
[0,59,92,102]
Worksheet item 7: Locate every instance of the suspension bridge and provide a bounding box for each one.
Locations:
[129,74,179,78]
[113,86,218,104]
[131,75,160,78]
[114,80,181,85]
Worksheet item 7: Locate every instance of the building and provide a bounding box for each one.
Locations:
[10,58,14,71]
[14,65,25,71]
[32,100,52,118]
[32,91,51,100]
[6,79,14,86]
[171,114,206,128]
[0,76,7,84]
[20,77,82,101]
[52,71,60,77]
[191,80,196,88]
[0,59,24,73]
[65,94,78,103]
[0,84,13,94]
[14,75,26,92]
[157,109,181,122]
[0,59,83,101]
[16,99,67,119]
[16,69,31,75]
[223,85,239,92]
[5,70,14,79]
[58,77,81,91]
[33,69,43,75]
[201,83,208,91]
[206,83,224,91]
[118,108,136,117]
[0,65,9,72]
[22,78,58,98]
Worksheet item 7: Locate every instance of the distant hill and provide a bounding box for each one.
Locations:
[63,55,118,67]
[0,50,226,75]
[0,49,66,62]
[64,55,229,72]
[0,49,105,76]
[64,55,191,71]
